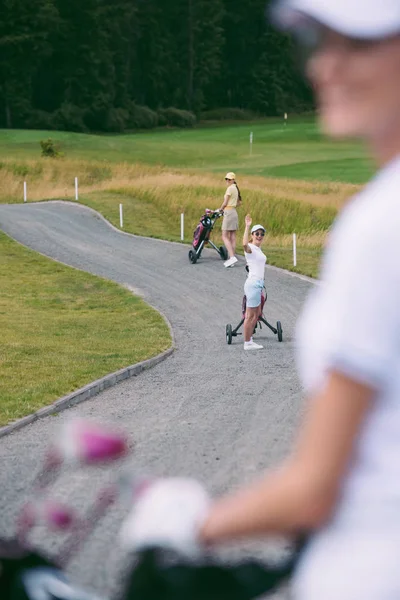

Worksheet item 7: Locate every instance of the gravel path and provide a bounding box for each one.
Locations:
[0,201,313,597]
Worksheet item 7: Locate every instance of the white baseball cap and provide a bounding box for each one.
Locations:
[271,0,400,40]
[251,224,266,234]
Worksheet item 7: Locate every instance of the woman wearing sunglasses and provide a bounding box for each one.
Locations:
[242,214,266,350]
[220,172,241,268]
[121,1,400,597]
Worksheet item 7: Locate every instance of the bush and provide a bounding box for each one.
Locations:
[128,104,159,129]
[200,107,257,121]
[157,110,167,127]
[158,107,196,128]
[84,98,112,131]
[54,103,87,132]
[40,138,61,158]
[105,107,129,132]
[25,110,59,131]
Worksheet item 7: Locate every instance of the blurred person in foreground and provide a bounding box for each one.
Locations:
[122,1,400,598]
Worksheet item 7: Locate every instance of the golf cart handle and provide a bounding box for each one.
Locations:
[205,208,223,217]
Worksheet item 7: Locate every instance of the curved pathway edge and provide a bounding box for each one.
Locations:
[0,219,176,439]
[32,200,318,285]
[0,344,175,439]
[0,199,314,439]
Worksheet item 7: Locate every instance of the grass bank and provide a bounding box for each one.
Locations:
[0,232,171,426]
[0,120,373,277]
[0,157,361,278]
[0,120,374,183]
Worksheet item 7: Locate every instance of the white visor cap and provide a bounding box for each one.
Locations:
[272,0,400,40]
[251,224,266,234]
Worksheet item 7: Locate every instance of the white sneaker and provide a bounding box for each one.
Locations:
[224,256,238,268]
[244,341,263,350]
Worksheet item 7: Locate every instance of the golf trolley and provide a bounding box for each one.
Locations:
[188,209,228,264]
[1,417,305,600]
[226,276,283,345]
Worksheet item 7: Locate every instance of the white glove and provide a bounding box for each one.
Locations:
[119,477,210,559]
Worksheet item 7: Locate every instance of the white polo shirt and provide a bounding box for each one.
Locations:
[294,156,400,598]
[244,243,267,280]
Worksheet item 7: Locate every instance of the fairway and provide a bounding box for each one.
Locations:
[0,119,374,184]
[0,119,374,280]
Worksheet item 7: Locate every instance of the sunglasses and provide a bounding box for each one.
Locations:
[225,178,232,181]
[291,21,382,71]
[254,231,265,237]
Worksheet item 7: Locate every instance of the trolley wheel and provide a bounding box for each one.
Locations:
[188,249,197,264]
[276,321,283,342]
[219,246,228,261]
[226,324,233,345]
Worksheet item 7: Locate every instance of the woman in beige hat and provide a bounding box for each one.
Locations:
[219,172,241,268]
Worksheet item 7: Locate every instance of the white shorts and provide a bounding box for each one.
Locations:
[244,278,263,308]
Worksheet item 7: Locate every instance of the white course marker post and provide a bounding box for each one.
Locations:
[250,131,253,155]
[284,112,288,126]
[293,233,297,267]
[180,213,184,241]
[119,203,123,229]
[75,177,79,200]
[23,181,27,203]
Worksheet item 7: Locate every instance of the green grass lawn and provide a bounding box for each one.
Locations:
[0,119,371,286]
[0,232,171,426]
[0,119,373,423]
[0,119,374,184]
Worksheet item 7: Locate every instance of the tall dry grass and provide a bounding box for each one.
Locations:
[0,157,357,276]
[0,157,359,209]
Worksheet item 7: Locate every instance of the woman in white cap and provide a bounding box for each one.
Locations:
[243,214,266,350]
[220,172,241,268]
[120,1,400,597]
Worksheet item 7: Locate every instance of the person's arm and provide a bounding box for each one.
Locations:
[243,214,252,253]
[200,371,374,543]
[220,188,231,212]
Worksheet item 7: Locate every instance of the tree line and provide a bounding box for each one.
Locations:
[0,0,313,133]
